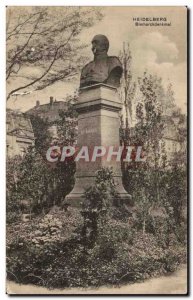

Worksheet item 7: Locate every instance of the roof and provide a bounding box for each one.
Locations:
[26,100,68,123]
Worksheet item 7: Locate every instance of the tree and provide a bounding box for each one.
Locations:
[164,83,175,115]
[7,156,22,223]
[137,73,165,167]
[6,6,103,100]
[30,114,52,155]
[7,145,76,216]
[119,43,136,145]
[56,93,78,146]
[6,97,79,217]
[122,73,167,231]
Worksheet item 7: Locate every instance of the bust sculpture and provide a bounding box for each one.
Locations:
[80,35,123,88]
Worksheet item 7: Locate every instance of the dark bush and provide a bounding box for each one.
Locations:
[7,168,186,289]
[7,209,186,288]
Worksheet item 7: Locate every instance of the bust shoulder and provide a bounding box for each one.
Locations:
[108,56,122,63]
[81,60,94,74]
[80,55,122,88]
[107,56,123,81]
[107,56,122,71]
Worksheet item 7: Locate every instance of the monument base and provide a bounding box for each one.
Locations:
[65,174,133,210]
[65,84,132,211]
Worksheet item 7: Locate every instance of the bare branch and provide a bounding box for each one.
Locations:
[6,13,42,80]
[6,9,47,40]
[7,31,75,101]
[6,7,103,101]
[35,71,78,91]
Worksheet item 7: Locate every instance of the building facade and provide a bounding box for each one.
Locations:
[6,109,35,158]
[26,96,68,140]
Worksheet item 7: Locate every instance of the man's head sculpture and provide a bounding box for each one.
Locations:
[80,34,123,88]
[91,34,109,56]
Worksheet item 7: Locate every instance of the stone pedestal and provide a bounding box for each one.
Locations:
[65,84,131,207]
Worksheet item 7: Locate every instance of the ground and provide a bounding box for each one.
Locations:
[6,264,187,295]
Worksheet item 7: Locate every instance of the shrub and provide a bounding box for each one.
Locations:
[7,211,186,288]
[7,167,186,289]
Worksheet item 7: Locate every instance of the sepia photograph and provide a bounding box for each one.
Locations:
[6,6,188,295]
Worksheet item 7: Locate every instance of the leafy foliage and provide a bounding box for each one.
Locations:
[7,210,186,288]
[6,99,77,220]
[56,94,78,145]
[7,166,186,288]
[119,43,136,142]
[82,168,117,213]
[6,146,76,218]
[30,115,51,155]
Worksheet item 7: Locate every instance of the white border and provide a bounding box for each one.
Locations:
[2,0,192,6]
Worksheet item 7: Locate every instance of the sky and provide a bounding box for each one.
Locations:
[7,6,187,113]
